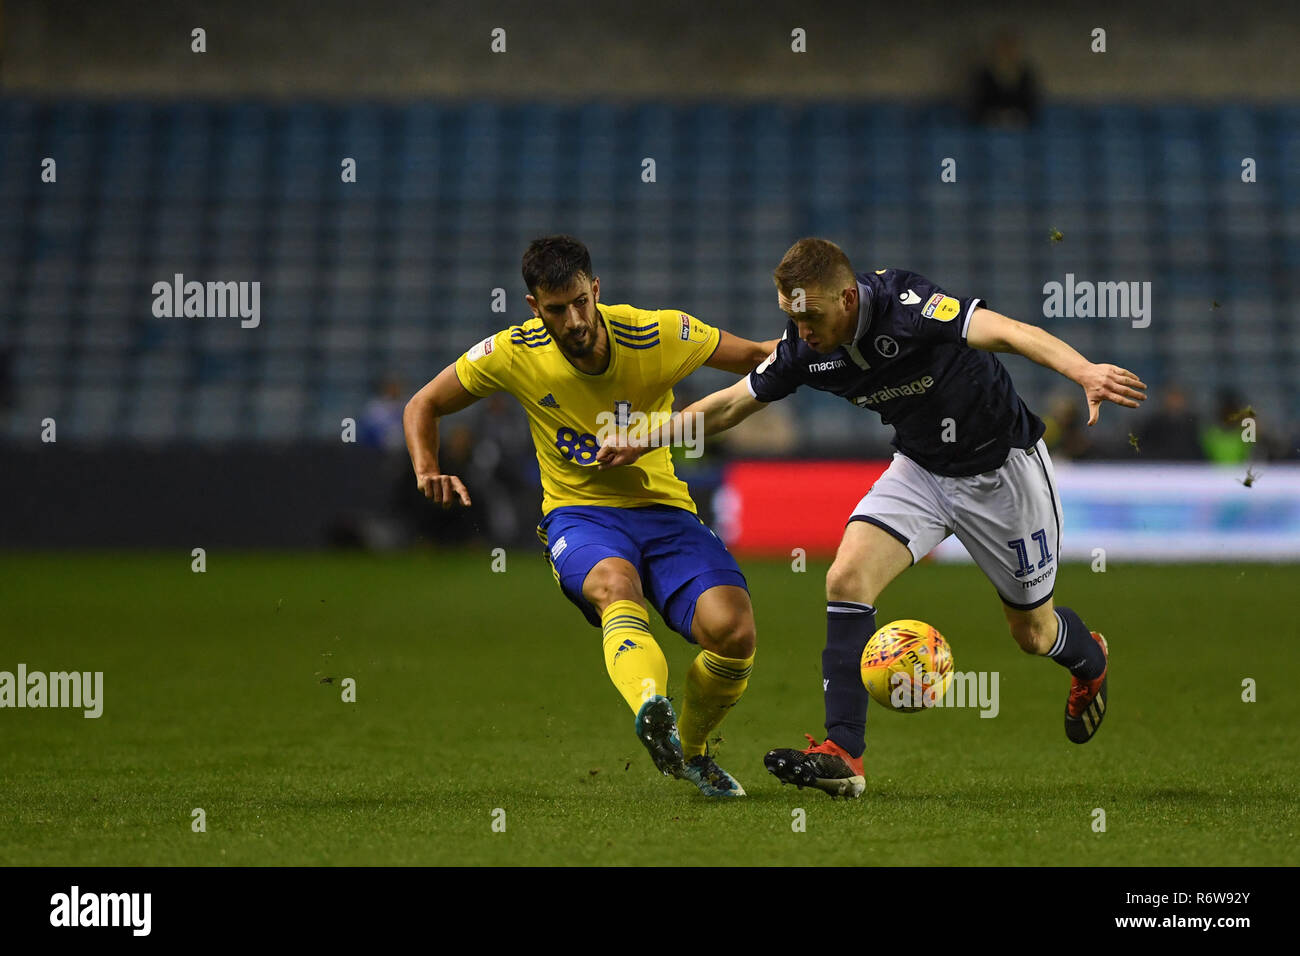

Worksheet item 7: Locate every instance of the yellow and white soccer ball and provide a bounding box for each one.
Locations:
[860,619,955,713]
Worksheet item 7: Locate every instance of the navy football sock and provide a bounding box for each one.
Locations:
[823,601,875,759]
[1046,606,1105,679]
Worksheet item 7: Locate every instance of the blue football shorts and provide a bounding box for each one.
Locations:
[536,504,748,641]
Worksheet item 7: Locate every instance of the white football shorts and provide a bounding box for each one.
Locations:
[849,438,1063,610]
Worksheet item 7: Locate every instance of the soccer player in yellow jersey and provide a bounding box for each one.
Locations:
[402,235,776,797]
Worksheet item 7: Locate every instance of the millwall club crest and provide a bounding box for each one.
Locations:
[874,335,899,358]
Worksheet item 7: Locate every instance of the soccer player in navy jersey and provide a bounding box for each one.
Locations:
[597,237,1147,798]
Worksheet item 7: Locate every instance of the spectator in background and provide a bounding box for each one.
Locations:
[1201,390,1253,465]
[333,376,472,549]
[1042,390,1093,459]
[1201,389,1293,463]
[359,377,407,451]
[469,393,540,544]
[394,396,538,548]
[1135,383,1202,460]
[338,377,538,549]
[969,29,1041,128]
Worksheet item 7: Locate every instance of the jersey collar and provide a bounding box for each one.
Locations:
[842,279,873,369]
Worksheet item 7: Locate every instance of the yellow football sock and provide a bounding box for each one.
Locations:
[679,650,753,757]
[601,600,669,713]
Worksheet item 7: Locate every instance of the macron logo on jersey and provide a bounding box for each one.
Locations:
[810,359,846,372]
[855,375,936,406]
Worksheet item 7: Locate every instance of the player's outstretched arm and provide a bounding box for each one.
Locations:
[705,330,782,374]
[966,307,1148,425]
[595,376,765,469]
[403,363,480,507]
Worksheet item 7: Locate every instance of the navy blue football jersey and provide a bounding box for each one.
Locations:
[747,269,1045,476]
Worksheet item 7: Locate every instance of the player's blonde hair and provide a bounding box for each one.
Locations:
[772,238,856,297]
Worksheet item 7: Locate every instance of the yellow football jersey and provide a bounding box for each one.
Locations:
[454,303,721,516]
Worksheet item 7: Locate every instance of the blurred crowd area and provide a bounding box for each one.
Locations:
[1040,383,1291,464]
[2,2,1296,551]
[331,369,1291,551]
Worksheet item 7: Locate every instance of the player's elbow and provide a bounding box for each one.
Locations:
[997,320,1032,352]
[404,389,441,426]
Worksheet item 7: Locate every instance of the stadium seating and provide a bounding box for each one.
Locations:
[1,100,1296,448]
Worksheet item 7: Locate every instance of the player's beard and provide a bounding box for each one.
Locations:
[560,322,596,358]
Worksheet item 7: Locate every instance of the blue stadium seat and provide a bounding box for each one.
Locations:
[0,98,1296,444]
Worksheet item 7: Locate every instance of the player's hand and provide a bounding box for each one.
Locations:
[595,439,645,470]
[1080,364,1147,426]
[416,472,472,508]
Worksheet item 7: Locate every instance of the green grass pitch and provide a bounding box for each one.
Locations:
[2,551,1297,866]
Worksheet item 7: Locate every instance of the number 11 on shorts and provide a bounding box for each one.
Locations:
[1008,528,1053,578]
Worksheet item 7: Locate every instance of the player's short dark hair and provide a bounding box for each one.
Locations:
[773,238,855,297]
[522,235,593,296]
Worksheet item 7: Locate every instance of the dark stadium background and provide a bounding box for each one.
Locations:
[3,0,1297,552]
[1,0,1298,879]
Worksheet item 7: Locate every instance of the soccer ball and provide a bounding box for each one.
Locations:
[860,619,954,713]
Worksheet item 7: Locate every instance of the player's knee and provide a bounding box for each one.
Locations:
[583,563,643,610]
[826,560,873,604]
[709,621,757,659]
[696,613,756,659]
